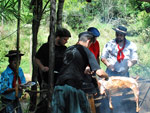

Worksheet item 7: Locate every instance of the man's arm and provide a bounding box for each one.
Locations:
[96,57,100,64]
[35,58,49,72]
[101,58,110,67]
[101,58,114,71]
[96,69,108,80]
[128,60,137,68]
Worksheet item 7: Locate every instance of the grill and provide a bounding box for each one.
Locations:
[98,79,150,113]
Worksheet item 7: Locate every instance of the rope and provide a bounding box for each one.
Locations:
[139,86,150,108]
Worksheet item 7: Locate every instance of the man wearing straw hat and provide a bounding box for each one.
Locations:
[101,25,138,77]
[0,50,26,113]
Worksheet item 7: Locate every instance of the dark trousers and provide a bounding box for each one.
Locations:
[1,97,22,113]
[93,88,101,113]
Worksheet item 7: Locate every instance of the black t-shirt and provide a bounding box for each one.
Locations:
[35,43,67,72]
[56,45,100,87]
[35,43,67,84]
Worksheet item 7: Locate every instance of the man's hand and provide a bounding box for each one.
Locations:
[108,64,115,71]
[96,69,109,80]
[41,66,49,72]
[127,60,133,68]
[84,66,94,75]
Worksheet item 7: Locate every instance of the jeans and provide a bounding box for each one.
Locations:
[1,97,22,113]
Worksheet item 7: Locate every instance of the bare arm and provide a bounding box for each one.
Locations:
[96,69,109,80]
[101,58,114,71]
[101,58,110,67]
[35,58,49,72]
[128,60,137,68]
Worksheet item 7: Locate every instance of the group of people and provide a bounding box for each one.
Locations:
[0,25,138,113]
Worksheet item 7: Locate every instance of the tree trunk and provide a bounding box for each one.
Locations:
[29,0,43,111]
[47,0,56,112]
[56,0,64,28]
[15,0,21,98]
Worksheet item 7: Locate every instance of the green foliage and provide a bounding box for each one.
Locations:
[139,27,150,43]
[0,0,33,23]
[21,0,33,23]
[64,1,94,31]
[0,22,32,74]
[0,0,18,21]
[137,11,150,28]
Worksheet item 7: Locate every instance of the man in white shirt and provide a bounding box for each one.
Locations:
[101,26,138,77]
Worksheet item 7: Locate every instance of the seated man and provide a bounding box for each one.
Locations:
[0,50,26,113]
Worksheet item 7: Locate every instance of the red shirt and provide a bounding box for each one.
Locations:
[89,40,100,59]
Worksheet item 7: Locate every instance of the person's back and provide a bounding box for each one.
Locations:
[51,31,108,113]
[56,45,90,88]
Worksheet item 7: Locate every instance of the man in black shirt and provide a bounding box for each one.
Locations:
[51,31,108,113]
[35,27,71,86]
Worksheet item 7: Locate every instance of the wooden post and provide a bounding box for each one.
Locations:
[57,0,64,27]
[87,94,96,113]
[15,0,21,98]
[47,0,56,112]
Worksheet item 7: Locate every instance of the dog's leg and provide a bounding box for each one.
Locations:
[131,85,140,112]
[108,91,113,110]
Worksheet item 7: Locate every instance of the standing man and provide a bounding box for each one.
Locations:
[0,50,26,113]
[34,27,71,113]
[101,26,138,77]
[51,31,108,113]
[35,27,71,87]
[87,27,101,113]
[88,27,100,64]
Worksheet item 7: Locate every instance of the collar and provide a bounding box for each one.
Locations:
[6,66,14,75]
[6,66,20,75]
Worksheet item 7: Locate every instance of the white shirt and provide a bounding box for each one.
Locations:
[101,39,138,73]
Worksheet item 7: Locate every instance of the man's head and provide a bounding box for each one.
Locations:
[5,50,24,70]
[55,27,71,46]
[112,26,127,43]
[78,31,95,48]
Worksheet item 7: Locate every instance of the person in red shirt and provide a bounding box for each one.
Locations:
[87,27,101,113]
[88,27,100,64]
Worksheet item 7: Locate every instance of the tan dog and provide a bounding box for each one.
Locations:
[98,76,140,112]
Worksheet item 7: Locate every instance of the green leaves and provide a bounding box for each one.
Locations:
[0,0,32,22]
[0,0,18,21]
